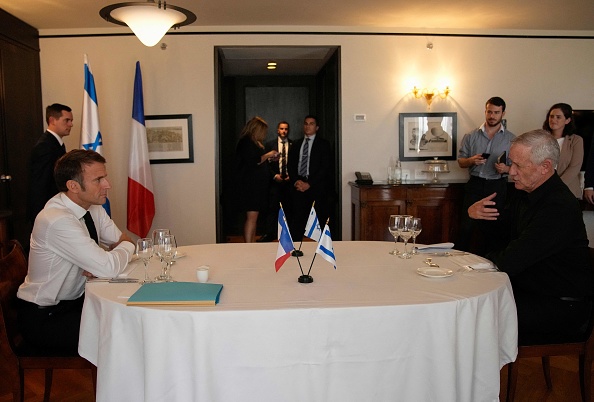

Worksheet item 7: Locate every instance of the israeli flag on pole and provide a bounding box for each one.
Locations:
[304,205,322,241]
[315,224,336,269]
[81,54,110,215]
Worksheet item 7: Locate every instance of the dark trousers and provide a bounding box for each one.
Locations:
[288,189,329,244]
[17,295,85,356]
[457,176,508,255]
[264,181,292,238]
[514,289,591,346]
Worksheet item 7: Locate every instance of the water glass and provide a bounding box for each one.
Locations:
[388,215,401,255]
[152,228,170,281]
[411,217,422,255]
[397,215,413,259]
[159,234,177,282]
[136,238,154,284]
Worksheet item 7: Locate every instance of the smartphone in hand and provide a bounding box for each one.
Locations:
[497,151,506,164]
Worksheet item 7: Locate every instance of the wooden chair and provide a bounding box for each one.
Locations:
[0,240,96,402]
[506,247,594,402]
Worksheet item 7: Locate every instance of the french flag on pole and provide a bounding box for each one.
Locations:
[81,54,110,215]
[275,207,295,272]
[127,61,155,237]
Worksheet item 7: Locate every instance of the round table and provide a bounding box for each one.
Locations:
[79,241,517,402]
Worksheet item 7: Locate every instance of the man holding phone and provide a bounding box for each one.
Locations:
[456,96,515,254]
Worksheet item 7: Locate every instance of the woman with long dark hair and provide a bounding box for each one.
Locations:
[543,103,583,198]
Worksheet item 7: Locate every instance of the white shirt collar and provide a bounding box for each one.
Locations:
[59,193,88,220]
[479,123,505,135]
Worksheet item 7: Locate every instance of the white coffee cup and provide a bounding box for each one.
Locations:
[196,265,209,283]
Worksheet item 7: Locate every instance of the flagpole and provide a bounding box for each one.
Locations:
[306,218,329,276]
[295,201,316,283]
[297,201,315,252]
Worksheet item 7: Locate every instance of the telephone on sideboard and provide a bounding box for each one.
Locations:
[355,171,373,185]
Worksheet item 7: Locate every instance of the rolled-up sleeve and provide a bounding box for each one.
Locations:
[46,212,134,279]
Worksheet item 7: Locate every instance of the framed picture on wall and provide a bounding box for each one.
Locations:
[145,114,194,164]
[399,112,457,161]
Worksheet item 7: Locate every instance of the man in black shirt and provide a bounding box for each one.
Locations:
[469,129,592,345]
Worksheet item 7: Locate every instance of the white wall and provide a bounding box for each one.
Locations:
[38,31,594,245]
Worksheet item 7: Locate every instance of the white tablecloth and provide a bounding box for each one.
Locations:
[79,241,517,402]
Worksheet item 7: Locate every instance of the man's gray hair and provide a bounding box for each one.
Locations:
[511,129,560,166]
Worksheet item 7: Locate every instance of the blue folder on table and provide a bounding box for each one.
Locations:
[127,282,223,306]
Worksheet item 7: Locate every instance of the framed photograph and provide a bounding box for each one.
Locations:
[145,114,194,164]
[399,112,457,161]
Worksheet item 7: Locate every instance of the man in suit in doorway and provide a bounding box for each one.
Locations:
[27,103,73,223]
[259,121,293,242]
[287,115,333,253]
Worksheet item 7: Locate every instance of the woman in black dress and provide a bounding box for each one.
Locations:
[235,117,279,242]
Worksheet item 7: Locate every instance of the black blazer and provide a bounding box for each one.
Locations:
[27,131,66,222]
[585,136,594,188]
[264,137,293,176]
[287,135,332,198]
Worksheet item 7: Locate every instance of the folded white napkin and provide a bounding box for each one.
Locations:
[416,243,454,250]
[469,262,494,270]
[449,255,496,270]
[415,243,454,251]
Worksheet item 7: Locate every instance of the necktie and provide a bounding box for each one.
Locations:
[281,141,287,178]
[298,138,309,177]
[83,211,99,244]
[61,143,66,153]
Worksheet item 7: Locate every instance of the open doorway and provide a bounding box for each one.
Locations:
[215,46,341,243]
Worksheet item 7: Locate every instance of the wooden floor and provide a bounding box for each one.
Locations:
[0,354,590,401]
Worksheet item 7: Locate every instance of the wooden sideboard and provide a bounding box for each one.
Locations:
[350,181,465,244]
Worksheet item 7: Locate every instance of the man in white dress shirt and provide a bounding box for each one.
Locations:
[17,149,135,355]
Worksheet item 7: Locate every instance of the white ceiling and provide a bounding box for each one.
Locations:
[2,0,594,32]
[1,0,593,76]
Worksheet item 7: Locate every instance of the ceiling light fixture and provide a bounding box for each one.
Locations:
[100,0,197,47]
[267,62,277,70]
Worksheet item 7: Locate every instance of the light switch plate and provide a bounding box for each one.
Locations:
[354,114,366,122]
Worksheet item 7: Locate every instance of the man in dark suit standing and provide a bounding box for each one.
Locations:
[287,115,332,249]
[259,121,293,242]
[27,103,73,223]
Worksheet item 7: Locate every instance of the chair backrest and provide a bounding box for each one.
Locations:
[0,240,28,356]
[584,247,594,349]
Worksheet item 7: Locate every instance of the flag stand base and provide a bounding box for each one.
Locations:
[298,275,313,283]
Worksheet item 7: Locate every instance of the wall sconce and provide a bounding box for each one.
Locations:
[411,86,451,109]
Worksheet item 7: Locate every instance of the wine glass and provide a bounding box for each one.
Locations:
[152,229,170,281]
[410,217,423,255]
[397,215,413,259]
[388,215,402,255]
[160,234,177,282]
[136,238,154,284]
